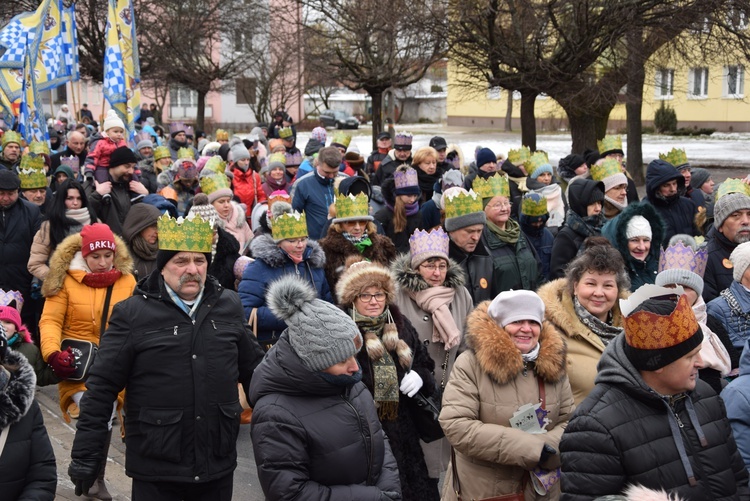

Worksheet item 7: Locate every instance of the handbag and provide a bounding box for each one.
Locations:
[60,285,113,381]
[409,349,450,443]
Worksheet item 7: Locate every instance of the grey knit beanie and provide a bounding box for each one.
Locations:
[690,168,711,190]
[731,242,750,282]
[267,275,363,372]
[715,192,750,229]
[445,211,486,232]
[229,143,251,162]
[136,138,154,151]
[655,269,704,298]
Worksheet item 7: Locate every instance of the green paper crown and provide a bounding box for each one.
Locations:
[1,131,22,148]
[272,211,308,240]
[472,173,509,199]
[177,147,193,160]
[268,152,287,166]
[597,135,623,155]
[28,140,50,155]
[278,127,294,140]
[202,156,226,176]
[331,131,352,148]
[157,214,214,253]
[521,194,548,217]
[153,146,171,162]
[445,189,483,219]
[19,153,47,189]
[335,193,369,219]
[590,158,623,182]
[200,173,231,195]
[524,151,550,177]
[717,178,750,201]
[507,146,531,165]
[659,148,689,168]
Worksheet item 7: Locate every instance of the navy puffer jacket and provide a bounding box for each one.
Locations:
[644,159,698,246]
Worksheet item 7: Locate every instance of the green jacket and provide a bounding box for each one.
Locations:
[482,224,543,295]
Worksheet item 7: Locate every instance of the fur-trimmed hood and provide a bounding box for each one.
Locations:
[465,301,566,385]
[335,259,397,308]
[42,231,134,297]
[249,233,326,269]
[391,252,465,293]
[601,201,665,264]
[0,350,36,428]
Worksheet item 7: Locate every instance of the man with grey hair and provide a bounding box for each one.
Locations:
[51,130,88,176]
[703,191,750,302]
[291,146,348,239]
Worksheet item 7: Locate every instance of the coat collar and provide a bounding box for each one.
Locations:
[391,252,465,293]
[0,351,36,428]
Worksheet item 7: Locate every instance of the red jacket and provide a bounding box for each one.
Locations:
[232,167,267,218]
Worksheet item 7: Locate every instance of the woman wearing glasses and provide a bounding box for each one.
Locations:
[392,227,473,492]
[336,259,438,501]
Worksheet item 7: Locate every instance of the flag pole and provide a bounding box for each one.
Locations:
[69,82,77,122]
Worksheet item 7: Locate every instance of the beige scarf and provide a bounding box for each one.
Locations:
[409,286,461,349]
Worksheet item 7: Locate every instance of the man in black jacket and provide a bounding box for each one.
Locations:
[68,215,265,500]
[560,286,750,501]
[50,130,88,176]
[644,159,698,246]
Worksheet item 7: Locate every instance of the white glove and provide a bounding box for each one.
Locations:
[400,371,423,398]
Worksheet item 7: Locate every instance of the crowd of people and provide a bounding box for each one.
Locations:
[1,104,750,501]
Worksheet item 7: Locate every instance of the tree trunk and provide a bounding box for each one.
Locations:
[369,88,384,151]
[566,111,598,154]
[196,90,207,131]
[594,115,609,141]
[519,90,537,151]
[504,92,513,132]
[625,28,646,186]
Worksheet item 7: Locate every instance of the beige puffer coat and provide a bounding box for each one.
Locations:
[439,301,574,501]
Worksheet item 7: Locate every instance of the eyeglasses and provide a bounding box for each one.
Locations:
[358,292,387,302]
[419,263,448,272]
[487,201,511,209]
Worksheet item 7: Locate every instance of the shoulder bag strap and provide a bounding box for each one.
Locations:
[538,376,546,409]
[248,308,258,337]
[451,447,463,501]
[100,285,114,337]
[0,425,9,457]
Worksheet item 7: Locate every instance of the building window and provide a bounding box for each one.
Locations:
[728,6,748,30]
[688,68,708,98]
[169,85,197,107]
[655,68,674,99]
[724,65,745,98]
[486,86,501,100]
[236,78,256,105]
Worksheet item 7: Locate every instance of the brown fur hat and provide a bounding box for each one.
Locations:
[335,256,397,308]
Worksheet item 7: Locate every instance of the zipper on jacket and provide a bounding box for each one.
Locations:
[211,320,217,330]
[173,325,178,336]
[342,395,373,485]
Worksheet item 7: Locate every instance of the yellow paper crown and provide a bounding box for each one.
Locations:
[153,146,171,162]
[278,127,294,140]
[215,129,229,141]
[202,156,227,177]
[268,152,287,167]
[177,147,193,160]
[524,151,550,177]
[335,193,370,219]
[18,153,47,189]
[716,178,750,201]
[597,135,623,155]
[590,158,623,182]
[157,214,214,253]
[199,173,231,196]
[331,131,352,149]
[521,194,548,217]
[507,146,531,165]
[28,140,50,155]
[472,173,509,199]
[1,131,22,148]
[272,211,308,241]
[658,148,689,168]
[624,294,699,351]
[445,189,483,219]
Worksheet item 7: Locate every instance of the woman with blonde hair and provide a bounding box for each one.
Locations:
[412,146,448,203]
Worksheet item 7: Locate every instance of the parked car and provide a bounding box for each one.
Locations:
[319,110,360,129]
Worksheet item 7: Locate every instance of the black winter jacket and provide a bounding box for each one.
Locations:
[373,155,412,187]
[85,176,144,236]
[560,334,750,501]
[249,334,402,500]
[71,271,265,483]
[0,350,56,500]
[644,159,698,246]
[0,197,41,300]
[448,238,493,305]
[704,227,737,303]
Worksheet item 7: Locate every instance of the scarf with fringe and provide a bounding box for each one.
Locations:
[409,286,461,349]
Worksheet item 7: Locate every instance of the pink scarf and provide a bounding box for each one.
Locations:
[409,286,461,349]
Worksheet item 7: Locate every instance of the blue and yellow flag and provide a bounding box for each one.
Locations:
[62,4,79,82]
[104,0,141,139]
[0,0,53,69]
[18,32,47,144]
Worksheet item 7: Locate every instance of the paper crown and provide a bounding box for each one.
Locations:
[335,193,370,219]
[507,146,531,165]
[622,292,699,352]
[18,154,47,189]
[716,178,750,201]
[521,193,548,216]
[267,152,286,167]
[272,211,308,241]
[394,132,413,148]
[153,146,171,162]
[60,155,80,174]
[331,131,352,148]
[184,125,195,138]
[472,173,509,199]
[177,147,193,160]
[202,156,226,177]
[215,129,229,141]
[659,148,688,168]
[658,241,708,277]
[394,167,419,190]
[590,158,623,182]
[0,289,24,312]
[169,122,186,135]
[597,135,623,155]
[199,172,231,196]
[2,131,22,148]
[524,151,550,177]
[28,140,50,155]
[278,127,295,140]
[157,214,214,253]
[285,151,303,166]
[409,227,450,261]
[445,189,483,219]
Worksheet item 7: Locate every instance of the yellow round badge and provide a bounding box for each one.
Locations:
[480,278,488,289]
[723,258,734,269]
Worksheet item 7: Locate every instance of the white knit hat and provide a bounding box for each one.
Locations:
[103,109,125,132]
[625,215,652,240]
[487,290,545,327]
[731,241,750,282]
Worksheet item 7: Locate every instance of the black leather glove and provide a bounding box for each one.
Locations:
[380,491,401,501]
[539,444,557,463]
[68,458,100,496]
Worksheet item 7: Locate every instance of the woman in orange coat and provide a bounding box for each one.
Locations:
[39,223,135,500]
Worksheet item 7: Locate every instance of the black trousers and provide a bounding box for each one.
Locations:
[131,473,233,501]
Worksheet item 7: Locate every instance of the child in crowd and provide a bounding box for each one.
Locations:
[84,109,127,183]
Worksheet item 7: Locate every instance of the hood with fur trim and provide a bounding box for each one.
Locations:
[335,259,397,308]
[42,231,134,297]
[0,350,36,428]
[465,301,566,385]
[601,202,665,264]
[391,252,465,293]
[249,233,326,269]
